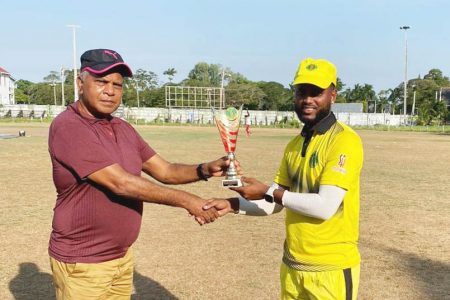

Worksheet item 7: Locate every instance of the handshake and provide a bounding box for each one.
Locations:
[188,176,269,225]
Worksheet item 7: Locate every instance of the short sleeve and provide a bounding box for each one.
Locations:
[132,127,156,163]
[274,139,298,188]
[320,131,363,190]
[49,121,115,180]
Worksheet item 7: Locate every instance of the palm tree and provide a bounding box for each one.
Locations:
[43,71,60,105]
[377,89,393,113]
[163,68,177,83]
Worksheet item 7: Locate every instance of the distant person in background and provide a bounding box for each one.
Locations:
[205,58,363,300]
[48,48,233,299]
[244,109,251,136]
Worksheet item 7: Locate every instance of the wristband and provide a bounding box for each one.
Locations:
[196,164,208,181]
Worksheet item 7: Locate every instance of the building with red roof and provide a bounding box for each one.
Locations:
[0,67,16,105]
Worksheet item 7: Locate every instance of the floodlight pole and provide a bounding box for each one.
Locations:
[400,25,410,122]
[67,25,80,102]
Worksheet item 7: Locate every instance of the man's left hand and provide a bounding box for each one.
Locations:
[229,176,268,200]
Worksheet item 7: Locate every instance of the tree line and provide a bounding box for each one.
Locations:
[14,62,449,125]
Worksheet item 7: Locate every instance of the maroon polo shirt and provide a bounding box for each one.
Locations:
[48,102,156,263]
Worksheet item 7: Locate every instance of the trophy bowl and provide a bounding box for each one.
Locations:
[212,106,243,187]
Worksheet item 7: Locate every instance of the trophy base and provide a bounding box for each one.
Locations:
[222,178,242,187]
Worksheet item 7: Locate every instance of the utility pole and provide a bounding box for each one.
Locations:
[67,25,80,101]
[220,69,225,109]
[61,66,65,106]
[136,86,140,108]
[400,26,410,122]
[220,69,229,109]
[50,82,57,106]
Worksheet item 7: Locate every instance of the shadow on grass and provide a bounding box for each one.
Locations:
[132,270,178,300]
[9,263,55,300]
[396,249,450,300]
[9,262,178,300]
[365,243,450,300]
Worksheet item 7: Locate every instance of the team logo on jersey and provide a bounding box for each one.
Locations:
[309,151,319,168]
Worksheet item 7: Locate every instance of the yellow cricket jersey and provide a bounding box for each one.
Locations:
[274,113,363,271]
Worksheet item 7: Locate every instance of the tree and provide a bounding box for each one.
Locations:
[14,80,34,104]
[43,71,60,84]
[133,69,159,90]
[256,81,292,111]
[377,89,393,113]
[335,77,347,103]
[417,99,447,125]
[227,72,250,85]
[43,71,61,105]
[405,76,447,123]
[28,83,54,105]
[130,69,159,107]
[163,68,177,83]
[186,62,222,86]
[343,83,376,104]
[224,82,265,109]
[336,77,345,92]
[424,69,449,86]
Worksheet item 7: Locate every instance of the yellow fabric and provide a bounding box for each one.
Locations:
[50,248,134,300]
[280,263,360,300]
[274,121,363,270]
[292,58,337,88]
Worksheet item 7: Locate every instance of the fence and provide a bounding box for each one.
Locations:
[0,104,405,126]
[0,104,65,120]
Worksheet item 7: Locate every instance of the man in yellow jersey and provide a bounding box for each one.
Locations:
[204,58,363,300]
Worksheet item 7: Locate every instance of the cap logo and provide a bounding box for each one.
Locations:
[306,64,317,71]
[104,50,118,59]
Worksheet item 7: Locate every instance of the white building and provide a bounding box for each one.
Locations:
[0,67,16,105]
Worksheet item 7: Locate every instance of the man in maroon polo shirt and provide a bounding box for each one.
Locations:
[48,49,232,299]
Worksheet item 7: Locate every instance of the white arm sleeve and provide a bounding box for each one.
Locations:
[238,183,284,216]
[282,185,346,220]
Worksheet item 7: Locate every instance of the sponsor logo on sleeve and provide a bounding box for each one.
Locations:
[332,154,347,174]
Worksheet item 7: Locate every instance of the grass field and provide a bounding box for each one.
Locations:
[0,123,449,299]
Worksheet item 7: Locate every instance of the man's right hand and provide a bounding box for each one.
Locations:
[186,198,220,225]
[202,198,239,217]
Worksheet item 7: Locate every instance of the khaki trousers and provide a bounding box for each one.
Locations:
[50,248,134,300]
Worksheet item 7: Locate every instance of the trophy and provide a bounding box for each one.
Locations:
[212,105,243,187]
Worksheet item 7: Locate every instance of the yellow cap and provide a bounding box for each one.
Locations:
[292,58,337,89]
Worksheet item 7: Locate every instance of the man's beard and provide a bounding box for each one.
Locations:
[296,105,331,126]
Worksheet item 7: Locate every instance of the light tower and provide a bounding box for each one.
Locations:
[400,25,410,121]
[67,25,80,101]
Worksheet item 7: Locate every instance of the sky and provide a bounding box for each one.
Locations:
[1,0,449,93]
